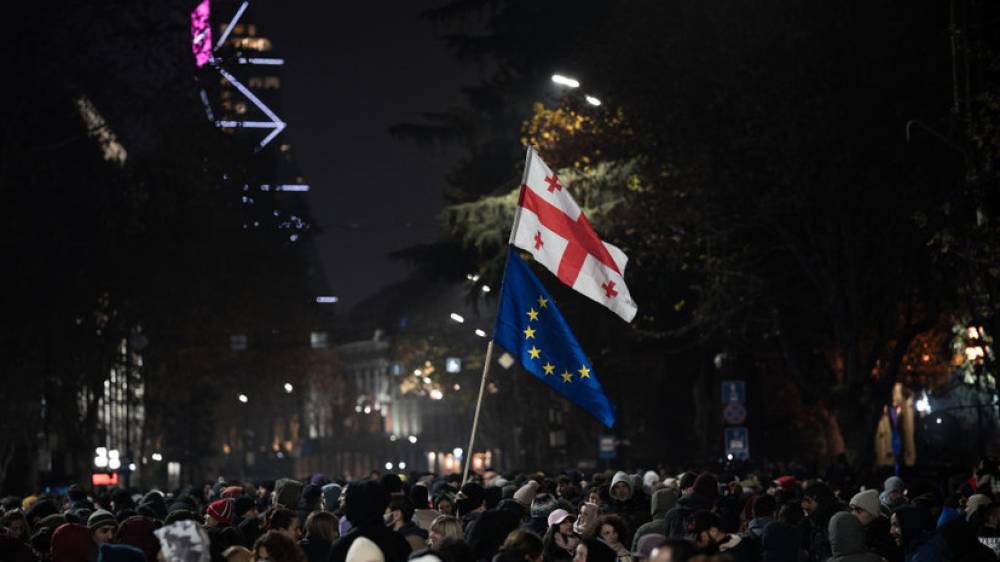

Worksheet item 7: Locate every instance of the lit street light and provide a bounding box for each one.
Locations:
[481,285,491,293]
[585,95,602,106]
[551,74,580,88]
[453,447,463,458]
[408,435,418,444]
[237,393,249,404]
[283,382,293,393]
[450,313,465,323]
[385,462,393,470]
[475,329,487,338]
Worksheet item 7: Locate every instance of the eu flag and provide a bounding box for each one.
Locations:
[493,246,616,427]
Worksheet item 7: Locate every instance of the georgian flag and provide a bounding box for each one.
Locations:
[510,147,638,323]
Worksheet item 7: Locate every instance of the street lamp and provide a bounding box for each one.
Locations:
[551,74,580,88]
[474,329,487,338]
[585,95,602,106]
[450,313,465,323]
[283,382,293,393]
[408,435,418,444]
[237,393,248,404]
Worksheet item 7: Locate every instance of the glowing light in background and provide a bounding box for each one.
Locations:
[551,74,580,88]
[190,0,213,68]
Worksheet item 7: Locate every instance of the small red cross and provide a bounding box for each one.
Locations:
[602,281,618,298]
[534,231,544,250]
[544,174,562,193]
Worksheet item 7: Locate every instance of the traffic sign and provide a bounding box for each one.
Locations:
[599,436,617,459]
[722,380,746,404]
[723,402,747,425]
[725,427,750,460]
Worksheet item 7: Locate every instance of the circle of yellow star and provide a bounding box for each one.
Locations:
[578,365,591,379]
[561,370,573,383]
[523,326,536,339]
[542,362,555,375]
[537,296,549,309]
[528,346,541,359]
[527,308,539,321]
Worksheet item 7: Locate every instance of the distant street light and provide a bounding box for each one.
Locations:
[585,95,602,106]
[237,393,249,404]
[481,285,491,293]
[429,389,444,400]
[475,329,487,338]
[408,435,418,444]
[283,382,293,394]
[450,313,465,323]
[151,453,163,462]
[399,461,407,469]
[385,462,393,470]
[551,74,580,88]
[453,447,463,458]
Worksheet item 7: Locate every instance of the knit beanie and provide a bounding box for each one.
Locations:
[883,476,905,493]
[97,543,146,562]
[513,481,539,508]
[206,499,234,526]
[88,510,118,532]
[456,483,485,517]
[222,487,244,499]
[692,473,719,499]
[849,490,880,518]
[346,536,385,562]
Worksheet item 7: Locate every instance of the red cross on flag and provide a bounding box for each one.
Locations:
[509,147,638,323]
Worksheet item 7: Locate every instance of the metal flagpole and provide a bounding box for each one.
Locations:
[461,339,494,487]
[460,146,535,488]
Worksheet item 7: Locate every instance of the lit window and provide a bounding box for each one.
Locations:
[234,102,248,115]
[247,24,257,36]
[263,76,280,89]
[310,332,329,349]
[248,77,263,89]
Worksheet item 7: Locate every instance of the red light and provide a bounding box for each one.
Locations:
[91,473,119,486]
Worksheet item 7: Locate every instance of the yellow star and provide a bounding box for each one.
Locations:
[528,346,541,359]
[537,296,549,309]
[561,370,573,383]
[542,362,555,375]
[523,326,536,339]
[578,365,591,379]
[527,308,539,321]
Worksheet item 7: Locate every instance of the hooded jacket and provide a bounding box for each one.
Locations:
[607,472,650,537]
[893,506,950,562]
[630,489,678,549]
[662,491,716,539]
[328,482,411,562]
[827,512,881,562]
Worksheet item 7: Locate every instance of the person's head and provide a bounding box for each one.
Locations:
[304,511,338,542]
[499,529,544,562]
[234,497,257,521]
[548,509,575,536]
[848,490,880,526]
[456,483,485,517]
[610,472,632,502]
[531,494,559,521]
[573,538,616,562]
[435,494,455,516]
[801,482,832,515]
[649,538,696,562]
[87,510,118,545]
[206,499,235,527]
[428,515,463,550]
[556,476,572,499]
[751,495,777,519]
[596,514,628,547]
[385,497,414,530]
[2,511,29,540]
[688,511,725,550]
[343,481,390,527]
[585,488,603,506]
[883,477,905,504]
[264,507,300,541]
[224,545,254,562]
[253,530,307,562]
[890,506,934,550]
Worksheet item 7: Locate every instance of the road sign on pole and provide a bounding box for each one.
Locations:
[725,427,750,460]
[721,380,746,404]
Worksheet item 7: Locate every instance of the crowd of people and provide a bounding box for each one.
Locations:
[2,456,1000,562]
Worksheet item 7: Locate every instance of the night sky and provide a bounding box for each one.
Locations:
[256,1,480,308]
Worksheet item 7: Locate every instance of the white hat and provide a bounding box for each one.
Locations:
[346,537,385,562]
[547,508,572,527]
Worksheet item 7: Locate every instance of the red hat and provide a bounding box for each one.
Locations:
[774,476,796,491]
[222,486,244,499]
[206,499,234,526]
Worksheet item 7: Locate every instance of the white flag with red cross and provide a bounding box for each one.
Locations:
[509,147,638,323]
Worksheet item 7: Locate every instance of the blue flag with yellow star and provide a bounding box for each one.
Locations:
[493,246,616,427]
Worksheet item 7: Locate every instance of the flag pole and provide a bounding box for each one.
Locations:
[461,339,494,487]
[460,146,535,488]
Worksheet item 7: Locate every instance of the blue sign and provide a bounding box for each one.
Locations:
[725,427,750,460]
[599,436,617,459]
[723,402,747,425]
[722,380,746,404]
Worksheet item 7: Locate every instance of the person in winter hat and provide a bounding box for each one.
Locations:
[526,494,559,537]
[88,510,119,545]
[827,512,881,562]
[117,515,160,562]
[52,523,97,562]
[466,492,527,562]
[205,499,234,527]
[801,482,841,562]
[408,485,438,531]
[384,497,427,553]
[299,511,339,562]
[514,481,540,509]
[740,495,777,542]
[328,480,411,562]
[880,477,905,510]
[889,505,949,561]
[607,471,650,537]
[298,485,323,527]
[156,520,211,562]
[323,484,344,514]
[273,479,304,510]
[575,502,600,538]
[761,502,804,562]
[642,472,659,495]
[687,510,751,560]
[848,490,880,526]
